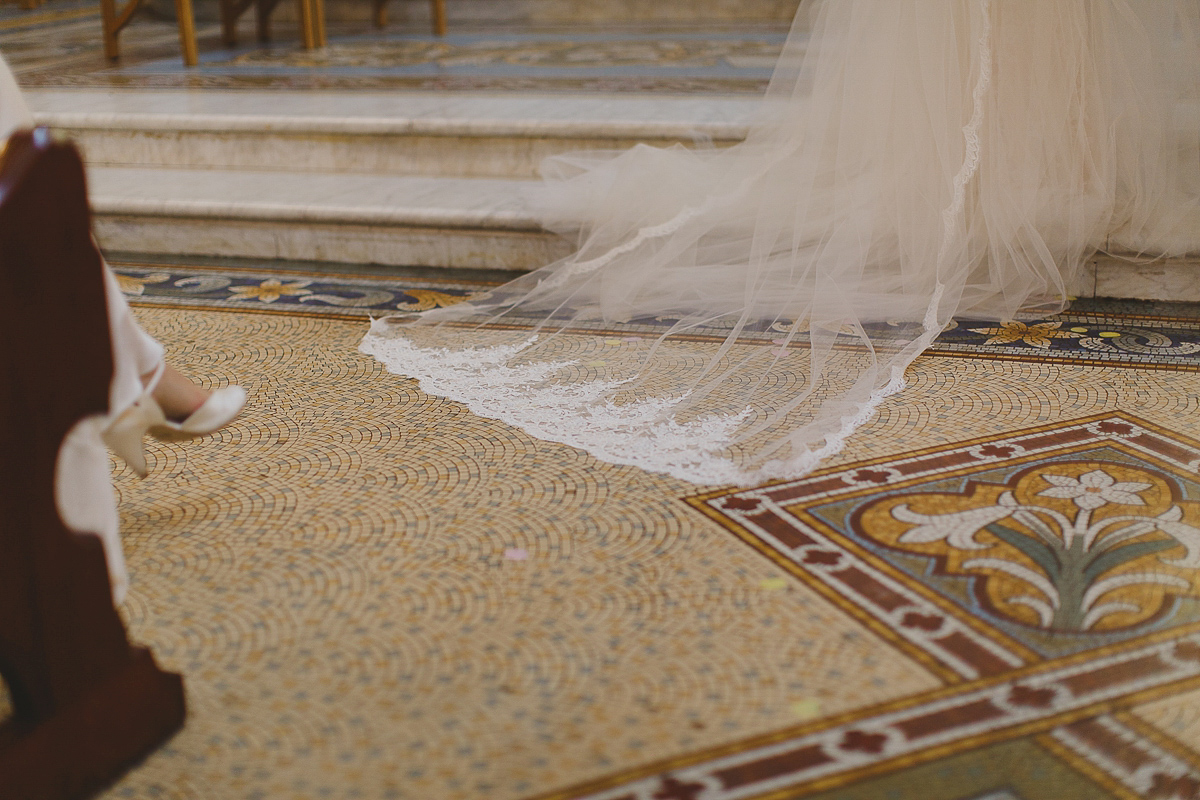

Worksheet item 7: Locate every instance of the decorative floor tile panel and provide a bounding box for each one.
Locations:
[0,0,1191,790]
[72,257,1200,798]
[544,415,1200,800]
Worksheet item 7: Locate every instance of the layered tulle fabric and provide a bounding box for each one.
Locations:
[362,0,1200,486]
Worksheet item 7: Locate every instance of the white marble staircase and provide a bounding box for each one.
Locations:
[30,89,754,271]
[27,88,1200,298]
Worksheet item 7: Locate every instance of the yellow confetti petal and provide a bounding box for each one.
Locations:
[1070,327,1089,333]
[790,699,822,720]
[1098,332,1122,338]
[759,578,788,590]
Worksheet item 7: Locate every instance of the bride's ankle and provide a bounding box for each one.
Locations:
[145,364,211,421]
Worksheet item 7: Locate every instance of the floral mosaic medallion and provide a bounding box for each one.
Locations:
[696,413,1200,665]
[551,414,1200,800]
[857,461,1200,636]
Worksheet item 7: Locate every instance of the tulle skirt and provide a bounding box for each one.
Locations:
[363,0,1200,486]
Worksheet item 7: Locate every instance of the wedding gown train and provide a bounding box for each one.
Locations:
[362,0,1200,486]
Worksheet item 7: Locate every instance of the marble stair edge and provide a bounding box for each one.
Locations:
[93,214,572,271]
[35,110,749,180]
[84,166,1200,298]
[88,166,563,270]
[93,195,543,231]
[34,111,752,140]
[1086,254,1200,304]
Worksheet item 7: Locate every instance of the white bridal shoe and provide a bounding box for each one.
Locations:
[102,364,247,477]
[150,385,248,439]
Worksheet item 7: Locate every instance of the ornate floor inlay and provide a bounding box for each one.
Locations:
[568,413,1200,800]
[110,260,487,318]
[935,316,1200,372]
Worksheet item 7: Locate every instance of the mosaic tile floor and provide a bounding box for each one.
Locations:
[3,3,782,92]
[60,256,1199,799]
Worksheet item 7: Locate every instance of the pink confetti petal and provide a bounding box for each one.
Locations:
[504,548,528,561]
[772,338,789,345]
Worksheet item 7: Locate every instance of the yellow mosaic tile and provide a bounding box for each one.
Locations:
[8,297,1199,799]
[101,307,941,800]
[837,356,1197,466]
[1133,687,1200,755]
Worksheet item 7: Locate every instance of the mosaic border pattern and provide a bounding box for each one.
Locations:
[542,636,1200,800]
[113,263,1200,371]
[112,261,490,319]
[933,316,1200,371]
[1041,714,1200,800]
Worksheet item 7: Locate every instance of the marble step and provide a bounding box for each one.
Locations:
[88,165,568,271]
[1085,254,1200,304]
[31,90,757,180]
[88,164,1200,299]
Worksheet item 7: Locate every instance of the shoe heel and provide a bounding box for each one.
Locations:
[101,384,168,478]
[101,407,151,478]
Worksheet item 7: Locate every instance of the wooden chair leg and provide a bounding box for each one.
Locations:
[312,0,326,47]
[372,0,386,28]
[101,0,155,63]
[431,0,446,36]
[295,0,316,50]
[100,0,122,60]
[174,0,199,66]
[219,0,239,46]
[255,0,271,42]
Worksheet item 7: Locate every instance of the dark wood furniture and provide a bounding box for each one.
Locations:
[0,129,186,800]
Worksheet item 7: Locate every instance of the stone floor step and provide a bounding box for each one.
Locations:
[89,166,567,271]
[1086,254,1200,304]
[32,90,757,180]
[88,164,1200,297]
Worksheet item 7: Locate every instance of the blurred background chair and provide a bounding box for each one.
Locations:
[101,0,324,67]
[220,0,325,50]
[374,0,445,35]
[101,0,200,65]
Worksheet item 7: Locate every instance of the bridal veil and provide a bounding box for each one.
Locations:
[363,0,1200,486]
